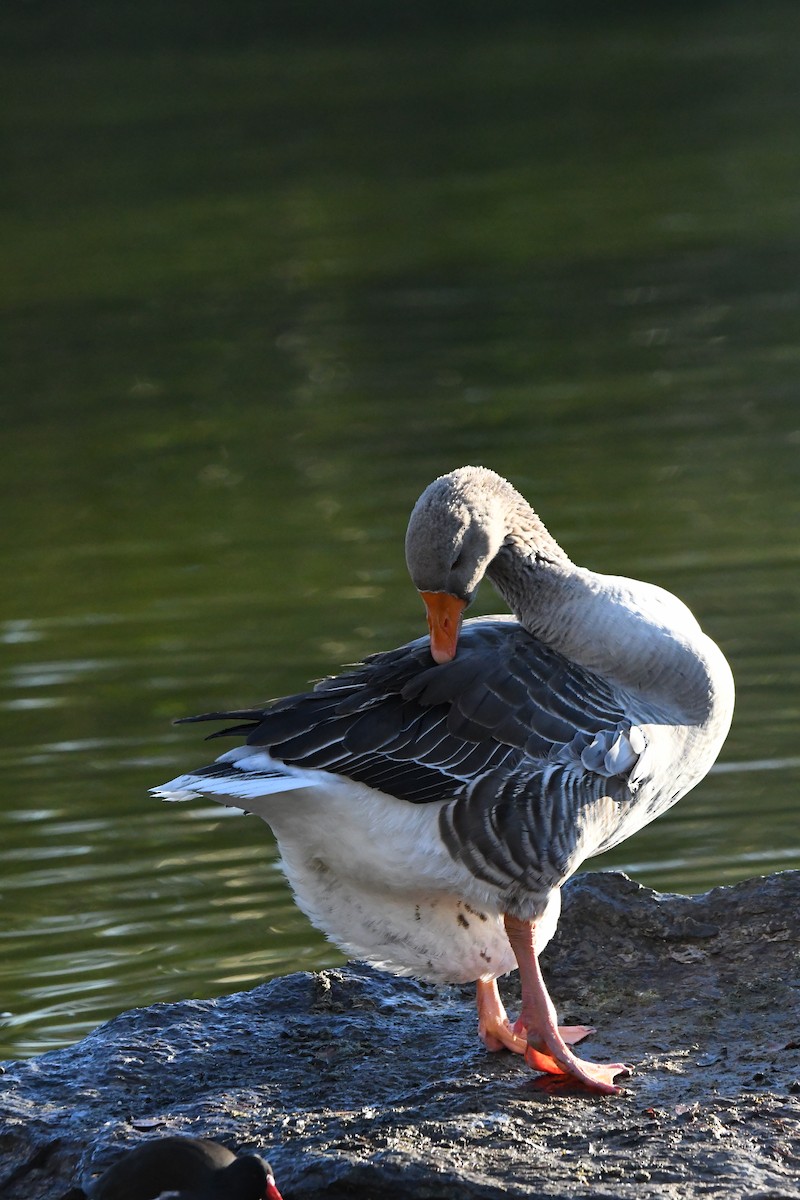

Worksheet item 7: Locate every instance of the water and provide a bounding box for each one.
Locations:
[2,3,799,1059]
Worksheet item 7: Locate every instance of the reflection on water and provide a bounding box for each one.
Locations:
[2,3,800,1058]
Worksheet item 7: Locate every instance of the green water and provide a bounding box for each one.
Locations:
[2,3,799,1059]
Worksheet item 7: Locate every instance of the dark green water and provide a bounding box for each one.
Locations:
[2,3,799,1059]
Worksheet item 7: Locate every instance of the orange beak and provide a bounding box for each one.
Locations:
[420,591,466,664]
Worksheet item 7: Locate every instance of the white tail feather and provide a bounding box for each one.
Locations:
[152,747,317,804]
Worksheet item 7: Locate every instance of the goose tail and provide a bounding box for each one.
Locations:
[151,746,313,805]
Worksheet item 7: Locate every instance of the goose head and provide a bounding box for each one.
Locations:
[405,466,520,663]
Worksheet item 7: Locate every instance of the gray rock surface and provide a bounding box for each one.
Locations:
[1,871,798,1199]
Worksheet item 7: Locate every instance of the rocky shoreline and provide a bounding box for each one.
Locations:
[1,871,798,1199]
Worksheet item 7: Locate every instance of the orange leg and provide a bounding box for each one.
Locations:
[502,913,630,1095]
[476,977,527,1054]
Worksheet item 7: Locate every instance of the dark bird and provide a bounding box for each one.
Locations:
[90,1136,283,1200]
[154,466,734,1093]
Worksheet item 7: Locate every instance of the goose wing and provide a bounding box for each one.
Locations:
[181,618,642,818]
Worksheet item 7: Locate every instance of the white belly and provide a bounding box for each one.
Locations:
[281,857,518,984]
[231,771,561,985]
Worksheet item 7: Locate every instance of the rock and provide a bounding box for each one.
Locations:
[1,871,798,1199]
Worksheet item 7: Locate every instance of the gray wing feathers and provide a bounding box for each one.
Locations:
[181,620,643,897]
[440,762,632,919]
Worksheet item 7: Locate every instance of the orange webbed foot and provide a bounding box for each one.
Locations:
[476,982,599,1059]
[524,1043,631,1094]
[512,1017,595,1047]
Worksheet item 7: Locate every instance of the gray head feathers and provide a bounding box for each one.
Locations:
[404,466,566,602]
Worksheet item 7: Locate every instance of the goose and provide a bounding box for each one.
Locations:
[90,1136,283,1200]
[154,466,735,1094]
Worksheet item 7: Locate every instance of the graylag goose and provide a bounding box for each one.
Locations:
[154,466,735,1095]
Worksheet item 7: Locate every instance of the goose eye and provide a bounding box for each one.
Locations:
[450,550,464,571]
